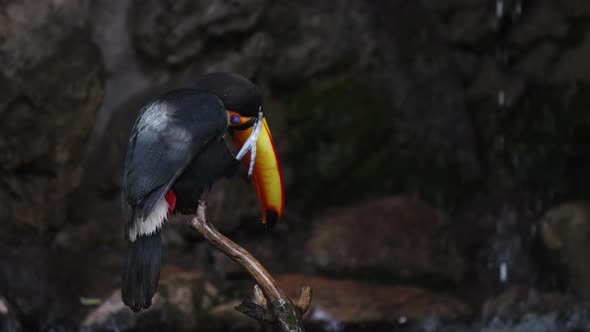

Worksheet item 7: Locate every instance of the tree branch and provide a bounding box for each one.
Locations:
[190,200,312,332]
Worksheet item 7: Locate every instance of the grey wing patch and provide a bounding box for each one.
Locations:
[125,102,191,200]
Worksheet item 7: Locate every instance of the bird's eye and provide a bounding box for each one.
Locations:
[230,114,241,125]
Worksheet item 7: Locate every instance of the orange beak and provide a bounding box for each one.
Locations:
[232,117,284,224]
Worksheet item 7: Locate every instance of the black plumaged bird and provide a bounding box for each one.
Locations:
[120,72,284,312]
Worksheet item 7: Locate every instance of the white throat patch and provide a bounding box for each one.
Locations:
[129,196,169,241]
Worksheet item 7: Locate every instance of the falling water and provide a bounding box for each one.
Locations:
[497,90,506,107]
[489,208,521,285]
[495,0,504,19]
[514,1,523,17]
[310,308,343,332]
[499,262,508,282]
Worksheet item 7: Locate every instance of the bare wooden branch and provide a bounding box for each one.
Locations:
[254,284,268,307]
[295,286,312,315]
[190,200,311,332]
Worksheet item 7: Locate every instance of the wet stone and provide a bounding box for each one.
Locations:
[540,203,590,300]
[305,196,464,286]
[82,268,218,332]
[0,295,22,332]
[481,286,578,323]
[277,274,472,326]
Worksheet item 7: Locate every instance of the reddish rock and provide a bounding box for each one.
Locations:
[277,274,472,324]
[306,197,464,285]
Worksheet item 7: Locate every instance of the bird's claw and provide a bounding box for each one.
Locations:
[235,111,263,176]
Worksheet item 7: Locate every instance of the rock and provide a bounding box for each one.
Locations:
[478,285,590,332]
[269,1,370,84]
[208,299,259,332]
[205,175,261,234]
[81,293,136,332]
[481,286,578,323]
[561,1,590,18]
[306,196,464,285]
[282,65,475,210]
[477,311,590,332]
[0,0,89,78]
[421,0,489,13]
[128,0,266,65]
[0,296,22,332]
[140,268,220,330]
[282,72,393,209]
[0,246,53,320]
[277,274,472,325]
[508,0,569,46]
[551,31,590,83]
[445,7,494,44]
[204,32,274,78]
[53,199,121,251]
[82,267,219,332]
[515,42,558,79]
[0,0,104,231]
[540,202,590,299]
[88,0,153,143]
[339,1,480,209]
[466,58,526,108]
[160,221,189,248]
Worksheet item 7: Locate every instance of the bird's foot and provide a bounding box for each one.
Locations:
[235,111,263,176]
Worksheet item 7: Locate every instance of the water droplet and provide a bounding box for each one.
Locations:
[498,90,506,106]
[500,262,508,282]
[515,1,523,17]
[496,0,504,19]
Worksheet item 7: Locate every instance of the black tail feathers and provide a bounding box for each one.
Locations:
[121,231,161,312]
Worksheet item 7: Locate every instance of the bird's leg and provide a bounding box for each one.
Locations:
[235,111,263,176]
[190,201,311,332]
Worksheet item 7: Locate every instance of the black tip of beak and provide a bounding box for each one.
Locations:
[265,210,279,228]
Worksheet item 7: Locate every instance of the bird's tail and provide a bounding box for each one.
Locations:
[121,231,161,311]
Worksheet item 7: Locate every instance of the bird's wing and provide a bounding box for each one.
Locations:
[122,90,228,224]
[171,136,240,213]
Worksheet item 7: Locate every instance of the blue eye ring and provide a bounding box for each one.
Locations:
[230,114,241,125]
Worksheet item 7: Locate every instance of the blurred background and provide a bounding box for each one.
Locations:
[1,0,590,331]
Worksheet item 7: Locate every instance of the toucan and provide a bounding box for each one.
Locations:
[120,72,284,312]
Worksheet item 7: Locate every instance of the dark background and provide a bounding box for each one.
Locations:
[1,0,590,331]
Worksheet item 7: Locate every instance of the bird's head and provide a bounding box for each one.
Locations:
[194,72,284,225]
